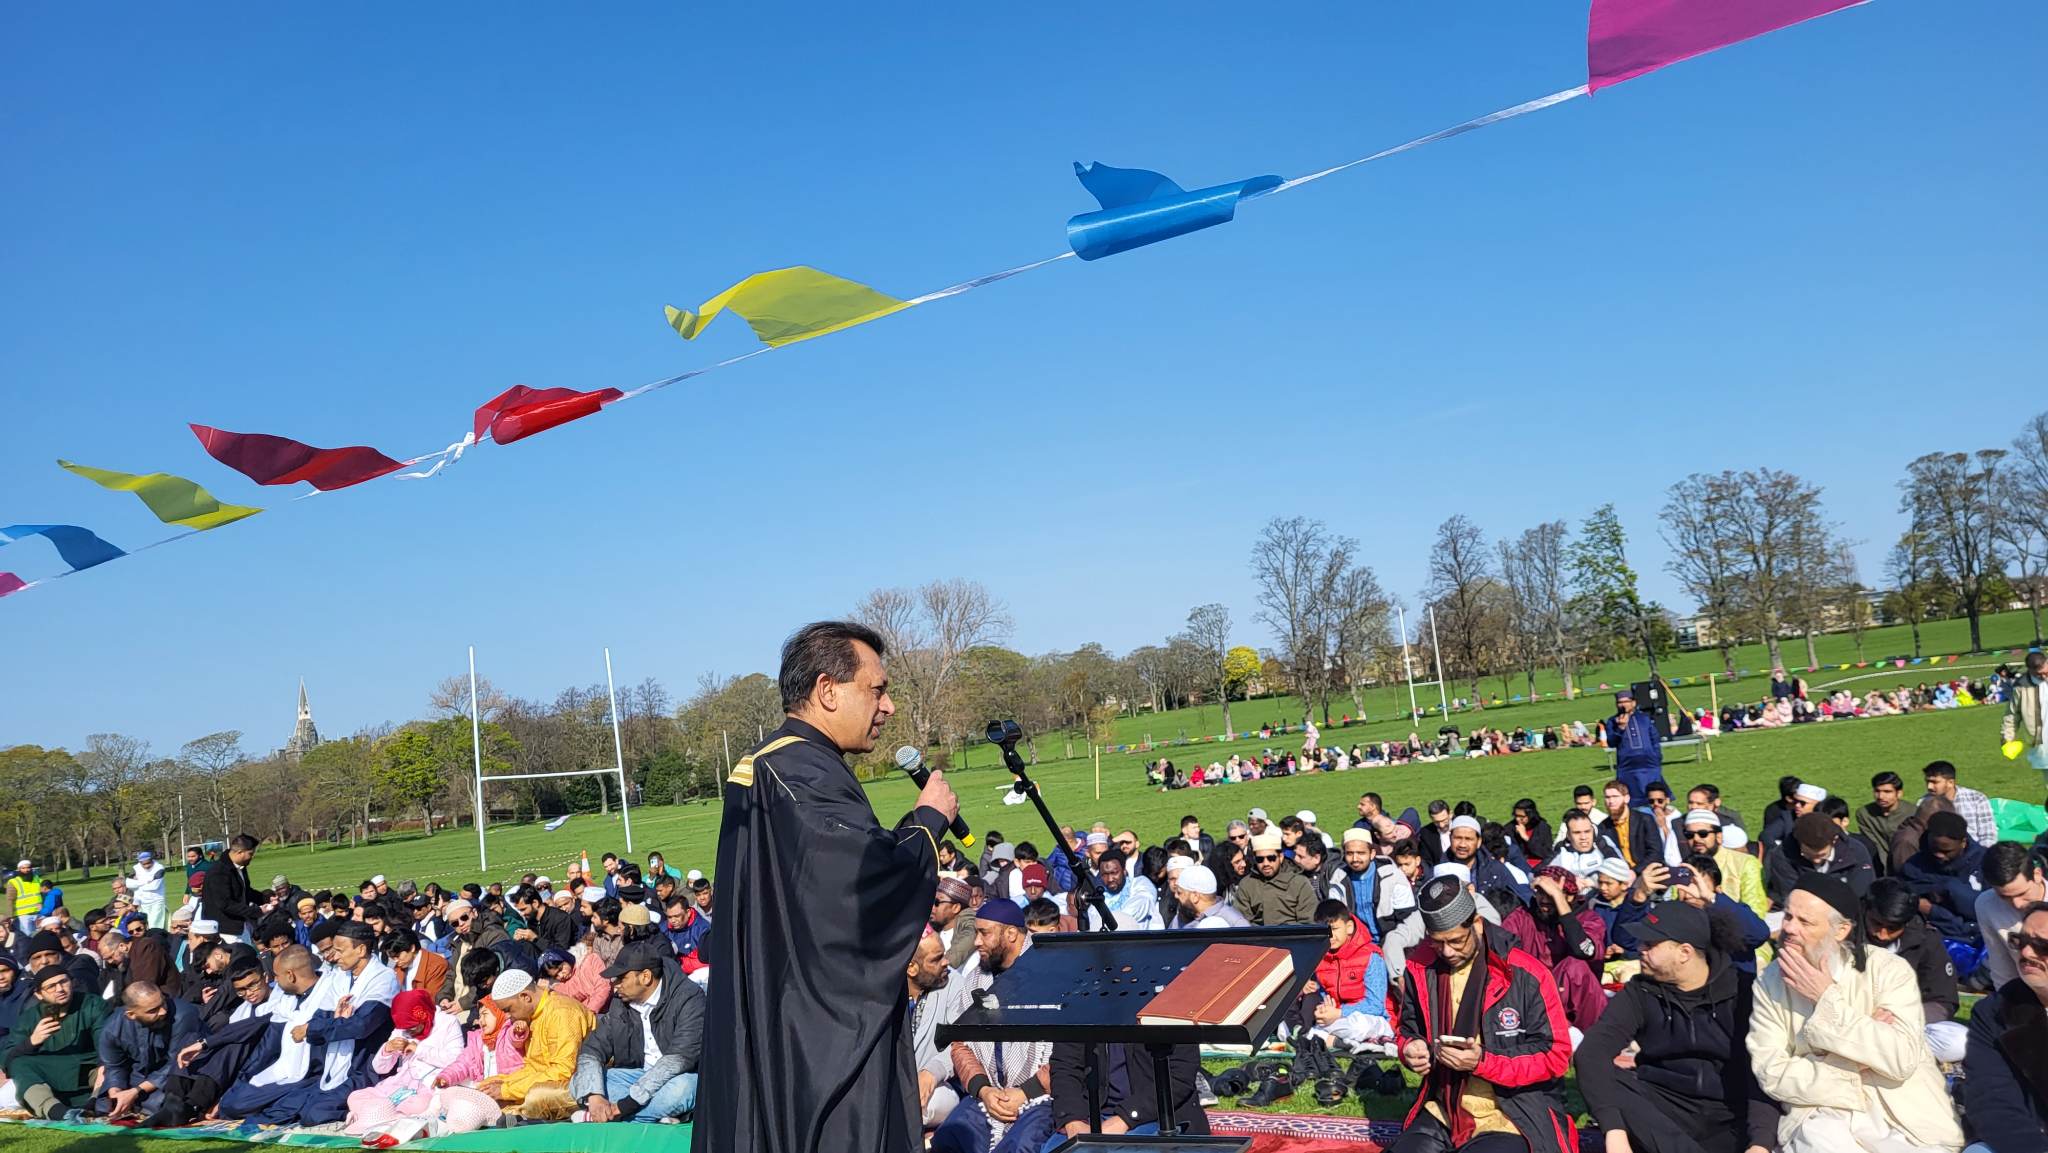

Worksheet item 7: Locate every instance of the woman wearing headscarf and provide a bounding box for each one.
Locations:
[345,989,465,1135]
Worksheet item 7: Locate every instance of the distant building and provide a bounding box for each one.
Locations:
[283,678,322,760]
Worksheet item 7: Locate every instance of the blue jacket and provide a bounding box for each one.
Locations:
[1712,893,1771,976]
[1897,841,1988,945]
[1962,978,2048,1152]
[1594,896,1652,958]
[98,995,207,1091]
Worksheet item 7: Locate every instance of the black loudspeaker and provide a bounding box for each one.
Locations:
[1632,680,1668,720]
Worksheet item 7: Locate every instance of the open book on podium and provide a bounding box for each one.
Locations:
[938,924,1328,1152]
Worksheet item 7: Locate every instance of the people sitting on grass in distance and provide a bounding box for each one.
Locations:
[1392,875,1575,1153]
[1896,811,1988,948]
[1748,875,1964,1153]
[1960,899,2048,1153]
[1575,900,1780,1153]
[1765,813,1876,910]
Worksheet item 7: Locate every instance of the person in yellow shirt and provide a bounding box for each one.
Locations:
[9,861,42,937]
[476,969,594,1120]
[1679,811,1767,918]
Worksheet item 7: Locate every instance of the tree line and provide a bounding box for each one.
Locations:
[14,412,2048,872]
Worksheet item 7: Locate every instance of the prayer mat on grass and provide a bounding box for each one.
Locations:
[1204,1109,1397,1151]
[1,1118,692,1152]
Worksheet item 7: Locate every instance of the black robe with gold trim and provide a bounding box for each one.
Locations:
[692,717,948,1153]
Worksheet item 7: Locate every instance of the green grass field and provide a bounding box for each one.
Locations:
[18,616,2045,1150]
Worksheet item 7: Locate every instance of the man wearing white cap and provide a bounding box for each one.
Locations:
[1233,832,1318,925]
[1680,810,1767,918]
[1180,866,1248,929]
[1329,828,1421,977]
[130,851,167,930]
[11,860,43,937]
[478,967,595,1118]
[1444,815,1529,903]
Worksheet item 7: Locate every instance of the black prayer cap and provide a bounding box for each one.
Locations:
[1792,872,1860,924]
[26,931,63,957]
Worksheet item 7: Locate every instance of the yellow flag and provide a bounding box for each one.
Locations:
[665,266,909,348]
[59,459,262,531]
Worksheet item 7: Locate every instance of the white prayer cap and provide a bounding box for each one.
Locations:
[16,859,30,869]
[1247,808,1269,821]
[190,918,220,935]
[1723,826,1749,851]
[490,969,534,1001]
[1595,859,1636,884]
[372,874,387,885]
[1250,831,1284,853]
[686,869,704,882]
[1681,810,1722,828]
[1180,865,1218,896]
[1431,862,1472,886]
[1341,828,1373,847]
[549,888,576,906]
[1794,783,1827,802]
[1296,810,1318,826]
[535,876,552,886]
[1165,855,1192,875]
[1449,815,1483,834]
[441,899,473,916]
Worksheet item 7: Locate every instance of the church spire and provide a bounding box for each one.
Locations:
[285,677,321,760]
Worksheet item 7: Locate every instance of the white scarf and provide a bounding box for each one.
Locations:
[231,985,290,1024]
[249,968,346,1088]
[321,958,400,1091]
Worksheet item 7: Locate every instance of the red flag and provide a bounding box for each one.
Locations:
[0,572,25,598]
[189,425,405,491]
[471,385,623,446]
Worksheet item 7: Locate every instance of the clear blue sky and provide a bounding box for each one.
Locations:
[4,4,2043,754]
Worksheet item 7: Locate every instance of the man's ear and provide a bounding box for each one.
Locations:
[815,675,837,713]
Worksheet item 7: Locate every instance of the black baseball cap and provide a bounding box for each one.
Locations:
[1629,902,1708,950]
[600,941,667,981]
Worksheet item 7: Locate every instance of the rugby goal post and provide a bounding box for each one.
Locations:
[468,645,634,871]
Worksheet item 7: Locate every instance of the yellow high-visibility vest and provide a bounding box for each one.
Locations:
[7,874,39,918]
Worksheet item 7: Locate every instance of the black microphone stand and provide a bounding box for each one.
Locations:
[985,720,1122,1136]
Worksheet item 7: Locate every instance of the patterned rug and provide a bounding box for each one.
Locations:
[1204,1109,1398,1153]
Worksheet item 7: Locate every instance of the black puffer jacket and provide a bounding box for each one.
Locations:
[1575,951,1779,1149]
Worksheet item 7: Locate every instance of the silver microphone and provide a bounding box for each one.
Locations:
[895,745,973,847]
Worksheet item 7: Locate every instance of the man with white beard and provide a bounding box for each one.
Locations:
[1747,875,1964,1153]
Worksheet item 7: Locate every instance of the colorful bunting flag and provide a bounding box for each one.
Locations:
[1587,0,1865,92]
[665,267,909,348]
[1066,162,1282,261]
[0,524,126,572]
[471,385,625,446]
[0,573,25,598]
[190,425,406,492]
[57,459,261,531]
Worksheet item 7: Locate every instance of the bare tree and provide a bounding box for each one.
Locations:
[853,579,1012,748]
[1424,515,1496,699]
[1885,529,1938,659]
[1183,604,1236,737]
[81,733,151,862]
[430,674,509,722]
[1902,450,2006,652]
[1832,542,1874,662]
[179,730,245,842]
[1997,412,2048,644]
[1251,516,1334,720]
[1662,475,1743,678]
[1717,468,1824,671]
[1328,563,1394,714]
[1502,521,1578,697]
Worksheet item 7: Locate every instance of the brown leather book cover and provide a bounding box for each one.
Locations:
[1138,943,1294,1026]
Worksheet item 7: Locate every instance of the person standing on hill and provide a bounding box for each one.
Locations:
[694,621,957,1153]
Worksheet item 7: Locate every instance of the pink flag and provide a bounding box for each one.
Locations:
[0,572,24,598]
[1589,0,1863,92]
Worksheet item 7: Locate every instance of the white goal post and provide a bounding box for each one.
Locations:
[468,645,634,870]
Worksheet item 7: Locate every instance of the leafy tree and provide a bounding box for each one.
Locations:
[1569,505,1652,666]
[1223,647,1262,699]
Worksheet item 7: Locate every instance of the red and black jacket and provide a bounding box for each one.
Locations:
[1398,921,1576,1153]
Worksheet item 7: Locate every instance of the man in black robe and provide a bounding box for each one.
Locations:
[694,620,958,1153]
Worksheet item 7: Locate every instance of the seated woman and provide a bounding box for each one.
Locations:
[345,990,466,1138]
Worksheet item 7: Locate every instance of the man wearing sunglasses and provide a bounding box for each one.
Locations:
[1961,900,2048,1152]
[436,900,508,1021]
[1233,832,1318,926]
[1681,811,1767,918]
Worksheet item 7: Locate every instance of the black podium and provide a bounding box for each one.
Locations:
[937,924,1329,1153]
